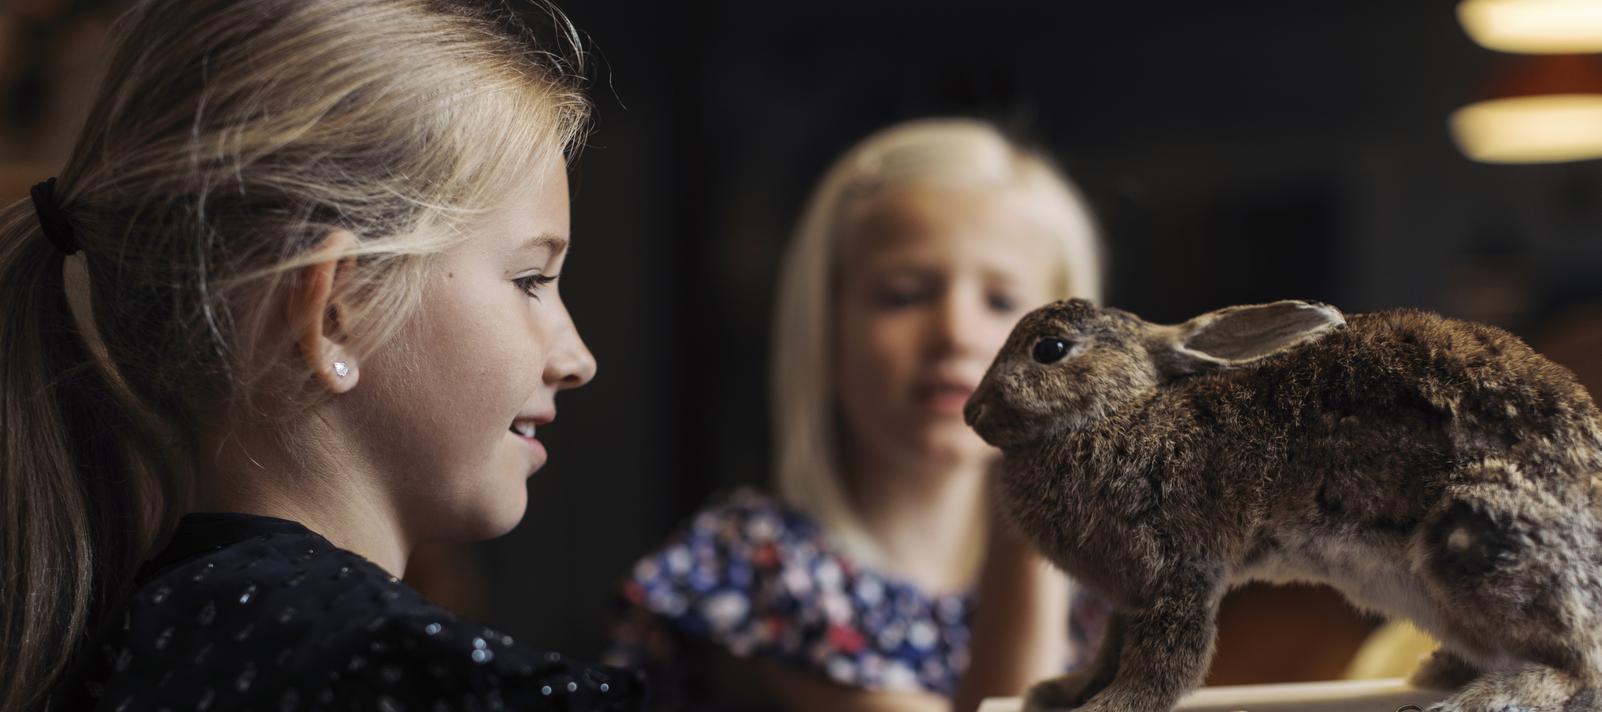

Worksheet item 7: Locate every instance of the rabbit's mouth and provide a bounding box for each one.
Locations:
[967,387,1085,448]
[965,397,1027,448]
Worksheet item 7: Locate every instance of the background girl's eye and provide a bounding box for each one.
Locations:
[875,286,932,309]
[1032,337,1072,364]
[987,293,1018,313]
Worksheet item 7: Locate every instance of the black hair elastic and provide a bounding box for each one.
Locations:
[30,178,81,256]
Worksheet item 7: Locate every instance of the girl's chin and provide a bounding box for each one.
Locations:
[852,422,994,470]
[469,507,527,542]
[460,485,530,541]
[910,431,995,466]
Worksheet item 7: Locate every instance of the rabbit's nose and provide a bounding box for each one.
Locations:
[964,401,986,428]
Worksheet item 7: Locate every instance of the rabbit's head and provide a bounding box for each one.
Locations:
[965,299,1345,448]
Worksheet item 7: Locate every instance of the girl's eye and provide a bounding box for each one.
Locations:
[877,290,928,309]
[874,283,935,309]
[987,292,1018,314]
[513,273,557,300]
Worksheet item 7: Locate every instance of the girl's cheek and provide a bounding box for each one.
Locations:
[986,318,1018,353]
[865,319,914,364]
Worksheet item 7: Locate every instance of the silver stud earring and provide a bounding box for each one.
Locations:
[333,361,350,379]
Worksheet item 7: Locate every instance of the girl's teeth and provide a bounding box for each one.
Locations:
[514,423,537,438]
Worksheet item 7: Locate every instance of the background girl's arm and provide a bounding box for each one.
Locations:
[950,502,1074,712]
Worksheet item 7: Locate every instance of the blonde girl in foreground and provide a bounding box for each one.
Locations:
[0,1,642,709]
[610,118,1109,712]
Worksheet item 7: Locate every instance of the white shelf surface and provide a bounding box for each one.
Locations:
[978,677,1446,712]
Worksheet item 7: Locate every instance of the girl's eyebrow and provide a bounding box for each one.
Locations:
[869,262,937,279]
[980,265,1022,287]
[523,232,569,255]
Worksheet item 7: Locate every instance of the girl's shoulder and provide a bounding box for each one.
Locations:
[612,488,973,696]
[69,516,642,711]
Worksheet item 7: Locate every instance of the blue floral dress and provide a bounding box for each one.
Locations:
[605,488,1108,707]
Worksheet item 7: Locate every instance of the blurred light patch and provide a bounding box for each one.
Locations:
[1451,94,1602,162]
[1458,0,1602,53]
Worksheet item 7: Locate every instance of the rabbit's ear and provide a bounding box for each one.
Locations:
[1154,300,1344,378]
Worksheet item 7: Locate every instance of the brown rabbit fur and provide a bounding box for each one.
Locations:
[964,298,1602,712]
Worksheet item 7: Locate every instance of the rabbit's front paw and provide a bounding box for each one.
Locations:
[1022,671,1098,712]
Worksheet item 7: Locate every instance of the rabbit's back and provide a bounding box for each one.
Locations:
[1328,310,1601,474]
[1214,309,1602,533]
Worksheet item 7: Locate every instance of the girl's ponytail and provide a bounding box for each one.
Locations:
[0,196,167,710]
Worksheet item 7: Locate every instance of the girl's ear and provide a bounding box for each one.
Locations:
[287,230,360,394]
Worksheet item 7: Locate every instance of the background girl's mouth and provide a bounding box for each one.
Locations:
[918,384,976,414]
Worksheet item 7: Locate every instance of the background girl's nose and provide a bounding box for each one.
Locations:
[932,290,986,356]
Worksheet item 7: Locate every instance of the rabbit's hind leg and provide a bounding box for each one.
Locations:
[1419,474,1601,651]
[1417,472,1602,711]
[1427,664,1593,712]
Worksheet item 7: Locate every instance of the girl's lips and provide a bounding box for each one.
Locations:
[509,429,548,463]
[916,381,977,415]
[509,411,555,464]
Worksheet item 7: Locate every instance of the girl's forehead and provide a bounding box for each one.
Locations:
[449,160,571,258]
[842,184,1064,273]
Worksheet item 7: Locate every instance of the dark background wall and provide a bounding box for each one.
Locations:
[6,0,1601,678]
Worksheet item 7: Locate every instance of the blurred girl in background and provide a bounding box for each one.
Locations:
[610,118,1109,712]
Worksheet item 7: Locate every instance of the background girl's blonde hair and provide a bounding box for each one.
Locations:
[0,1,588,707]
[771,117,1104,564]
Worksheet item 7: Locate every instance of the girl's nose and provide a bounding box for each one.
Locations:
[546,320,597,390]
[931,287,987,358]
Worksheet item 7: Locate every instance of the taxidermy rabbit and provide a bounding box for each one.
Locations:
[964,298,1602,712]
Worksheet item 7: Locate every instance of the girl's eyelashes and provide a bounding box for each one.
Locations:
[871,284,1021,314]
[513,273,558,300]
[875,286,933,309]
[871,274,936,309]
[987,292,1018,314]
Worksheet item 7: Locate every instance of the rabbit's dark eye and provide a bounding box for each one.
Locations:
[1032,338,1073,364]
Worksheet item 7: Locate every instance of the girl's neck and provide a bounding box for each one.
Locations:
[841,440,991,594]
[193,420,411,577]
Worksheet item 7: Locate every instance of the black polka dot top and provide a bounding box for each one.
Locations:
[56,512,645,711]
